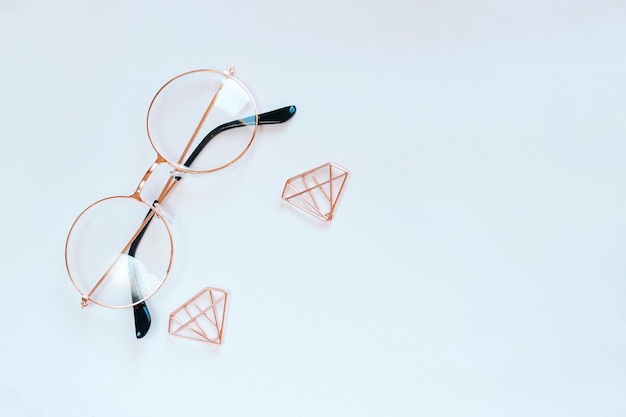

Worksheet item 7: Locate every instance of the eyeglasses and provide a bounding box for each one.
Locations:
[65,68,296,338]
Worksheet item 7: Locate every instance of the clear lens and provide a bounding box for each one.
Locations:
[147,69,258,173]
[65,196,173,308]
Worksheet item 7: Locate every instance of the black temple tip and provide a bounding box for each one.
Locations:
[258,105,297,125]
[134,302,151,339]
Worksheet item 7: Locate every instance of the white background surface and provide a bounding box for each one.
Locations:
[1,1,626,416]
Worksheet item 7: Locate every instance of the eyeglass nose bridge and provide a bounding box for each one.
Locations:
[130,154,188,201]
[131,157,165,200]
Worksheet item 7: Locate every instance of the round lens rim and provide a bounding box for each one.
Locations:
[145,68,259,175]
[65,195,175,309]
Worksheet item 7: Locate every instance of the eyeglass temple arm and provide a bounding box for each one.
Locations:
[183,105,297,168]
[129,105,297,339]
[128,207,155,339]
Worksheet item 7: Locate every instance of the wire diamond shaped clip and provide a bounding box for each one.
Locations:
[281,163,349,221]
[168,287,228,345]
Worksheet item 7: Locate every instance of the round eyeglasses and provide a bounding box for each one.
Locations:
[65,68,296,337]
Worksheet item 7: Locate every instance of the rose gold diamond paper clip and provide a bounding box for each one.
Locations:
[281,162,349,221]
[168,287,228,345]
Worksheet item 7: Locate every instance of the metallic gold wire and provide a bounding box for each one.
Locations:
[66,68,259,308]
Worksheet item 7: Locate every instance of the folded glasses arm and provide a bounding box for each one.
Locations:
[128,201,157,339]
[183,105,296,168]
[129,105,296,339]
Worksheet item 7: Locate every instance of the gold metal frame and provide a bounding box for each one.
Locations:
[65,196,174,309]
[146,68,259,175]
[65,69,258,309]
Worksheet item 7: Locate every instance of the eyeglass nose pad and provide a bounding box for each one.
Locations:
[152,201,175,225]
[170,167,191,182]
